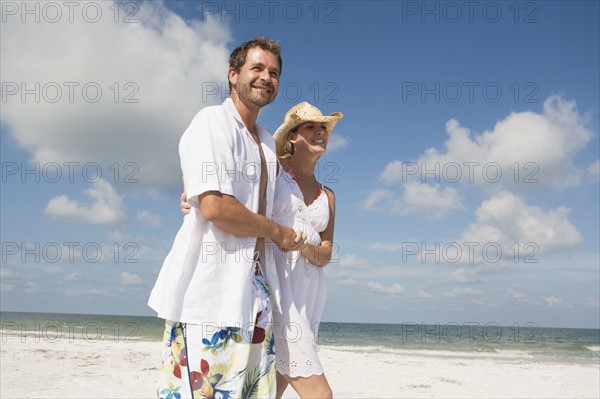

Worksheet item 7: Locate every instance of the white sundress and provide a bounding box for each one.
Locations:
[270,171,330,377]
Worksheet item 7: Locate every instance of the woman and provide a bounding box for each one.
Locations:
[268,102,341,399]
[181,102,342,399]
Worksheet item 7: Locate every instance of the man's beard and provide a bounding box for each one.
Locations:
[235,81,276,107]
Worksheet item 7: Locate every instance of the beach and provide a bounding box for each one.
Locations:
[1,336,598,398]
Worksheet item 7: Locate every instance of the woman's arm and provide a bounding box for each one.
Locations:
[300,186,336,267]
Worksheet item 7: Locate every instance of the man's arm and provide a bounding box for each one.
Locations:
[199,191,305,251]
[185,190,305,252]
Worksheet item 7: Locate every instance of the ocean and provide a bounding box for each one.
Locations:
[1,311,598,365]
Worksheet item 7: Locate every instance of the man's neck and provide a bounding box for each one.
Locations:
[230,92,260,135]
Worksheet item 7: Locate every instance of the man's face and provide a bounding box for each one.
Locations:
[229,47,280,109]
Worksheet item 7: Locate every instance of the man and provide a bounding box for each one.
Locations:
[149,37,305,399]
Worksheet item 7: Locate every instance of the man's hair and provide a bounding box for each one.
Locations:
[228,37,282,90]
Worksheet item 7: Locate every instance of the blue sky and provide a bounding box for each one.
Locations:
[1,0,598,329]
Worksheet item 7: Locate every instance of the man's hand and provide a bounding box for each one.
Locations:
[272,226,308,252]
[181,178,307,251]
[181,191,191,215]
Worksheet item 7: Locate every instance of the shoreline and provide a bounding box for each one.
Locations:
[2,334,598,366]
[1,337,598,398]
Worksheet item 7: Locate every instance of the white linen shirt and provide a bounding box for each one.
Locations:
[148,98,278,327]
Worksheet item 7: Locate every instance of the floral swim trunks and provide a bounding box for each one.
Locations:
[156,271,275,399]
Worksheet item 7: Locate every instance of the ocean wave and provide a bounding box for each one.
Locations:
[319,344,534,360]
[1,328,147,342]
[585,345,600,352]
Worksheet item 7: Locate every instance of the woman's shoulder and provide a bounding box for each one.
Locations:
[321,184,335,205]
[321,184,335,196]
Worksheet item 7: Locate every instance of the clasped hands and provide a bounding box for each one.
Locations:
[180,191,308,253]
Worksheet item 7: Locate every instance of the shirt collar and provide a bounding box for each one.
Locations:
[223,98,246,128]
[223,98,271,141]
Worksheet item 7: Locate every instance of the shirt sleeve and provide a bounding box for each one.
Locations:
[180,109,236,209]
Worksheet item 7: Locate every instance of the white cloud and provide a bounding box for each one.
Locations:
[587,160,600,182]
[107,230,126,241]
[369,242,406,251]
[507,288,529,302]
[137,210,162,229]
[103,229,172,265]
[24,281,40,294]
[416,288,433,299]
[1,1,232,190]
[459,191,581,256]
[327,135,349,152]
[121,271,143,286]
[0,268,18,279]
[330,265,407,296]
[44,179,125,224]
[401,181,464,218]
[361,189,394,212]
[42,265,62,274]
[65,289,110,297]
[362,182,463,219]
[451,267,487,284]
[585,297,600,309]
[327,263,359,287]
[379,160,406,186]
[1,283,16,292]
[364,281,404,296]
[64,273,82,281]
[337,253,369,270]
[443,287,483,298]
[380,96,592,192]
[369,96,594,219]
[542,295,572,308]
[336,278,358,286]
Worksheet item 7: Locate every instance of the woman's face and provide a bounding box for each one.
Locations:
[289,121,329,155]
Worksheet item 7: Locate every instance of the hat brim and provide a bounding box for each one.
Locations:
[274,112,343,157]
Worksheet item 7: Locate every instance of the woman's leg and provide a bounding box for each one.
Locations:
[283,373,333,399]
[276,371,289,399]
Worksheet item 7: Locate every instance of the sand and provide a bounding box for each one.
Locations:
[1,337,598,398]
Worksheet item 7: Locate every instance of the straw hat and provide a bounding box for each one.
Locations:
[273,102,343,157]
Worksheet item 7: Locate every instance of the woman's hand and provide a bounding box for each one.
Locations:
[180,191,191,215]
[301,242,333,267]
